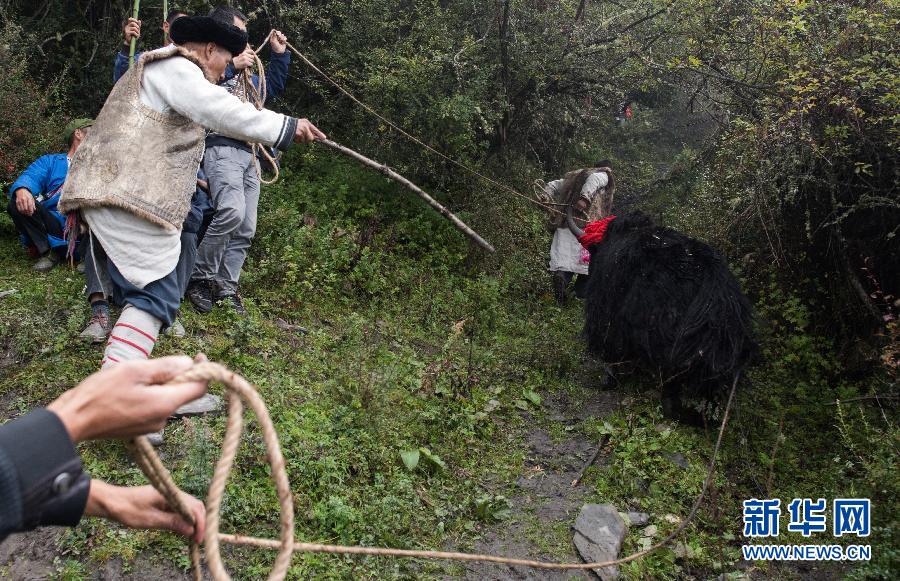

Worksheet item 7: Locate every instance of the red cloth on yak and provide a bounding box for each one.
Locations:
[578,215,617,249]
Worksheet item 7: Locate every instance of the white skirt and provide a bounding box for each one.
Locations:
[549,227,588,275]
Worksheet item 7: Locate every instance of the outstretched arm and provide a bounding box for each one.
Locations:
[0,356,209,542]
[153,57,324,149]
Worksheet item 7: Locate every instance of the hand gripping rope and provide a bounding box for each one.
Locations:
[128,361,738,580]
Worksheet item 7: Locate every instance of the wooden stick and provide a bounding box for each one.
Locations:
[315,138,496,253]
[571,434,610,487]
[128,0,141,70]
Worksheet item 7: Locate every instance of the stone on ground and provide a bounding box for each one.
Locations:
[624,511,650,526]
[173,393,222,417]
[572,503,626,580]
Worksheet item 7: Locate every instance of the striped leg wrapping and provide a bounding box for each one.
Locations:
[102,305,162,368]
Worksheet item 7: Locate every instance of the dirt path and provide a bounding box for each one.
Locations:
[456,380,621,580]
[0,528,194,580]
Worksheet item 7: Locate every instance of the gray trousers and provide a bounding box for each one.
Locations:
[191,146,260,296]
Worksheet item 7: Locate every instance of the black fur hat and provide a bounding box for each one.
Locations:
[169,15,248,57]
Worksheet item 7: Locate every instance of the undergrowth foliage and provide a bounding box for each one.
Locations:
[0,0,897,579]
[0,22,69,187]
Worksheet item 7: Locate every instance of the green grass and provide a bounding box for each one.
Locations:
[0,149,895,579]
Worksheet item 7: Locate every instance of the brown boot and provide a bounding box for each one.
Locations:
[552,271,571,305]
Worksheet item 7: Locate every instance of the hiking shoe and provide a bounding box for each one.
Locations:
[33,252,61,272]
[165,318,186,338]
[187,279,216,313]
[217,293,247,316]
[79,309,112,343]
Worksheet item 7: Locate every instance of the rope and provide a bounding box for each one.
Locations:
[250,30,563,216]
[129,362,739,580]
[235,43,281,186]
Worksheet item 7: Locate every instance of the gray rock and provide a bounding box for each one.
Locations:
[625,512,650,526]
[664,452,689,470]
[573,504,626,580]
[173,393,222,417]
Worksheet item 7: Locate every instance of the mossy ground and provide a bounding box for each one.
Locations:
[0,150,894,579]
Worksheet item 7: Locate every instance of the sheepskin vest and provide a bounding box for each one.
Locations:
[545,167,615,231]
[59,46,206,230]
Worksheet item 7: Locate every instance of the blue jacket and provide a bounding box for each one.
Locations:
[113,49,141,83]
[221,48,291,104]
[8,154,69,250]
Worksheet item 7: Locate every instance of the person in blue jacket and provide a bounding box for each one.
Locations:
[187,5,292,315]
[6,118,93,272]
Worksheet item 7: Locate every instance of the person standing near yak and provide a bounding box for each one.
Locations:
[544,160,615,305]
[59,15,325,443]
[187,5,293,316]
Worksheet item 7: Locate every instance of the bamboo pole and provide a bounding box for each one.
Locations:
[315,138,496,253]
[128,0,141,70]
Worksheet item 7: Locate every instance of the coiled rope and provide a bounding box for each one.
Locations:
[235,44,281,185]
[128,361,738,580]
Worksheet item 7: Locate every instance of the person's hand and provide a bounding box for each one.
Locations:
[269,30,287,54]
[232,46,255,70]
[85,480,205,543]
[196,179,209,193]
[14,188,35,216]
[575,198,589,211]
[294,119,327,144]
[123,17,141,45]
[47,356,208,443]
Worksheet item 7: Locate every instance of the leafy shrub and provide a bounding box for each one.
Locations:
[0,21,68,187]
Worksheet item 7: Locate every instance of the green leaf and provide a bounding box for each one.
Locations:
[523,389,542,406]
[399,448,420,471]
[419,447,446,471]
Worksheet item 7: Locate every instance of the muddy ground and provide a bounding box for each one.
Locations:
[0,528,195,580]
[454,382,621,580]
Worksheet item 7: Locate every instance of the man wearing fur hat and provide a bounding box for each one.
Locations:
[59,15,324,441]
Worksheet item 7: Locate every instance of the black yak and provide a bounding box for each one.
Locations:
[567,210,757,422]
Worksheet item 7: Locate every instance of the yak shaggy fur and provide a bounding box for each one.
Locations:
[582,212,758,420]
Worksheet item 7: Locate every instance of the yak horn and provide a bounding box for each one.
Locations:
[566,204,585,238]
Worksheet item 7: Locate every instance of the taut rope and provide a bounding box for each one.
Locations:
[128,362,738,580]
[250,30,563,216]
[234,35,495,252]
